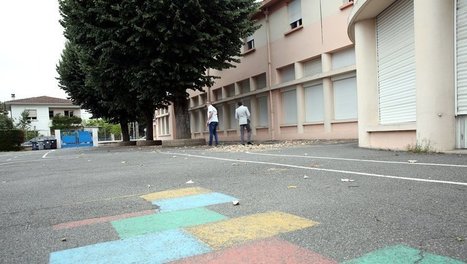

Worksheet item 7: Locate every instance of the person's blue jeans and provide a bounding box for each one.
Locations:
[208,122,218,146]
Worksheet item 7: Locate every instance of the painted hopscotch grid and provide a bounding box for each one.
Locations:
[50,187,465,263]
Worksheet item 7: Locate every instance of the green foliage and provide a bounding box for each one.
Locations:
[0,114,14,130]
[16,110,31,131]
[0,101,8,115]
[0,129,24,151]
[84,118,121,140]
[25,131,39,141]
[51,115,83,131]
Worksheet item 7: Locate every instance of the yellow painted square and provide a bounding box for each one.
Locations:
[140,187,211,202]
[186,211,318,250]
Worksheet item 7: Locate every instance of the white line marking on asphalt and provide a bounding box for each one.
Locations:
[160,151,467,187]
[246,152,467,168]
[42,150,55,159]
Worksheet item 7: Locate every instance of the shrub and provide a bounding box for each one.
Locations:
[0,129,25,151]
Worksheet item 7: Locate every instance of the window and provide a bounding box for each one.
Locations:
[229,103,237,129]
[190,96,199,107]
[49,110,54,118]
[200,93,207,105]
[303,58,322,77]
[246,35,255,50]
[282,89,298,124]
[253,73,267,90]
[333,77,358,120]
[377,0,415,124]
[238,79,250,94]
[26,109,37,121]
[305,84,324,122]
[213,88,222,101]
[225,84,235,97]
[288,0,302,29]
[64,110,74,117]
[332,48,356,70]
[156,107,170,136]
[257,96,269,127]
[278,64,295,83]
[217,106,224,130]
[191,110,199,133]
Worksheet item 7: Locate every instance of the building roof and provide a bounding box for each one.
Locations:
[5,96,79,107]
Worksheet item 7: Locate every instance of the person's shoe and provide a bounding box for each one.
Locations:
[247,142,253,145]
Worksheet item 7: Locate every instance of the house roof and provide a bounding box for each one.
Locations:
[5,96,79,107]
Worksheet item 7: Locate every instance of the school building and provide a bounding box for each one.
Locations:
[154,0,467,152]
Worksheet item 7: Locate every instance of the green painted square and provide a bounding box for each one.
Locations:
[343,245,465,264]
[111,207,227,239]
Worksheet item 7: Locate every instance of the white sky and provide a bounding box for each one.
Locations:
[0,1,67,102]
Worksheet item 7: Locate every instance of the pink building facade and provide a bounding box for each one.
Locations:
[155,0,358,143]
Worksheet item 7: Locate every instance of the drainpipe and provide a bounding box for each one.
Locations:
[265,9,275,140]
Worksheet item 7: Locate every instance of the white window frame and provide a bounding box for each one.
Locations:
[288,0,302,30]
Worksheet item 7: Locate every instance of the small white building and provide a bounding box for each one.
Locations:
[5,96,81,136]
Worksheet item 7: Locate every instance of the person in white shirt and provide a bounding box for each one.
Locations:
[235,101,252,145]
[206,101,219,146]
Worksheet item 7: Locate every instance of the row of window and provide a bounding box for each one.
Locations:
[21,109,75,121]
[190,75,357,133]
[190,47,355,108]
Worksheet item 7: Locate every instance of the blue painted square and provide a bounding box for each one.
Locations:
[153,192,237,212]
[49,229,211,264]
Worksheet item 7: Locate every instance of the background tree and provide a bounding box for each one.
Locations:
[16,110,31,132]
[84,118,122,141]
[58,0,259,140]
[0,114,14,130]
[0,101,8,116]
[57,41,136,141]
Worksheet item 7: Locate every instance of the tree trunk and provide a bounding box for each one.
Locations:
[173,95,191,139]
[144,110,154,141]
[120,120,130,142]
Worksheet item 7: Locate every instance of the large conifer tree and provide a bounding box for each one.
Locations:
[58,0,259,139]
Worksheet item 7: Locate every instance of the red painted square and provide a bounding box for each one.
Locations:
[171,238,337,264]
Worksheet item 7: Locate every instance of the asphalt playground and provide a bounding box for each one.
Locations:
[0,141,466,263]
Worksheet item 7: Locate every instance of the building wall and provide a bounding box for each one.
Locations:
[349,0,459,151]
[10,105,81,137]
[155,0,358,143]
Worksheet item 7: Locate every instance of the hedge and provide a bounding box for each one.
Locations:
[0,129,25,151]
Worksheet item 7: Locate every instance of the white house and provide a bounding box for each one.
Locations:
[5,96,81,136]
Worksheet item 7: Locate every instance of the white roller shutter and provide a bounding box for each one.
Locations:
[457,0,467,114]
[377,0,416,124]
[333,77,358,120]
[305,84,324,122]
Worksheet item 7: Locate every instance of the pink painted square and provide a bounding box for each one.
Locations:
[171,237,337,264]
